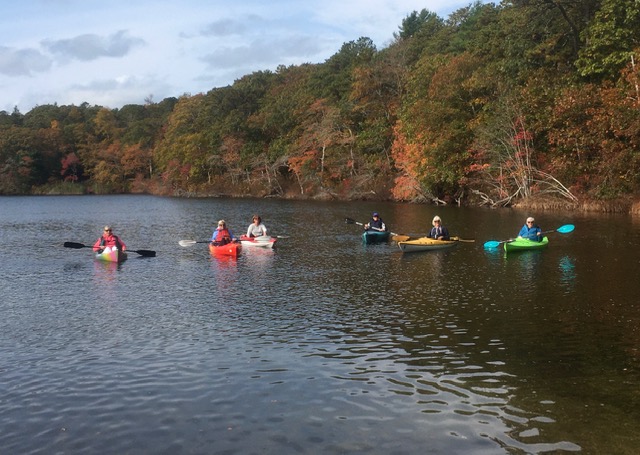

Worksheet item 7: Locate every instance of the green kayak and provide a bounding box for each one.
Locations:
[362,230,390,244]
[504,236,549,252]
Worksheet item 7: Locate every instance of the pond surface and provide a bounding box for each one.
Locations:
[1,195,639,454]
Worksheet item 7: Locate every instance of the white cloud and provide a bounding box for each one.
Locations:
[0,46,52,76]
[0,0,486,113]
[200,35,323,69]
[42,31,146,62]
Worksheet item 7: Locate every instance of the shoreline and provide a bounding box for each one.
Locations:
[21,186,640,215]
[512,197,640,215]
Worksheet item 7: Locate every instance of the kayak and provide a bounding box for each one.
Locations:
[504,236,549,252]
[95,246,127,263]
[209,241,242,257]
[362,230,390,244]
[398,237,458,253]
[239,235,277,249]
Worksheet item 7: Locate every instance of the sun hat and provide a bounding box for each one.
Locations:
[432,216,441,223]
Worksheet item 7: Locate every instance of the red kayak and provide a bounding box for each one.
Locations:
[208,241,241,257]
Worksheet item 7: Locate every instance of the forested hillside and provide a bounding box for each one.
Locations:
[1,0,639,209]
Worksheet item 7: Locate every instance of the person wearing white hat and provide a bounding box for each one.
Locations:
[427,215,450,240]
[518,216,542,241]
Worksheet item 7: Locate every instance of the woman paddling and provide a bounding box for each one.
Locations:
[246,215,267,238]
[93,225,126,252]
[427,216,450,241]
[364,212,386,232]
[211,220,237,246]
[517,216,542,242]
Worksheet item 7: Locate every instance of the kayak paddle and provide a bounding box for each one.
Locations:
[180,235,287,246]
[345,217,403,239]
[179,240,210,247]
[345,217,367,228]
[393,235,475,243]
[347,218,467,243]
[483,224,575,249]
[63,241,156,257]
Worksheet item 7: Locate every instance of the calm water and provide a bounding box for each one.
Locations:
[1,195,639,454]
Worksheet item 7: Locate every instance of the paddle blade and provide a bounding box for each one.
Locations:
[179,240,198,247]
[451,236,475,243]
[483,240,500,249]
[556,224,575,234]
[345,217,355,224]
[391,234,411,242]
[133,249,156,257]
[64,242,87,249]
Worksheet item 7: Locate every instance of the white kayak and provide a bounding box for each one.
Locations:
[239,235,277,249]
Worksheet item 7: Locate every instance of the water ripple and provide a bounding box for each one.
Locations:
[1,196,636,454]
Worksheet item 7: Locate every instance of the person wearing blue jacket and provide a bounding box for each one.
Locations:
[211,220,237,246]
[518,216,542,241]
[427,215,450,240]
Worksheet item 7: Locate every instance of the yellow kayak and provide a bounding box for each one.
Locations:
[398,237,458,253]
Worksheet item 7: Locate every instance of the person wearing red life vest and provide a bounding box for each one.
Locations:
[211,220,237,246]
[93,225,126,252]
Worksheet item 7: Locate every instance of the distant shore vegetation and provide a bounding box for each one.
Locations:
[2,1,639,213]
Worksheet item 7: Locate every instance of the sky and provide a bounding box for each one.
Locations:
[0,0,480,114]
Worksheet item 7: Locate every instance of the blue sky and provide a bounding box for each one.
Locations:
[0,1,482,113]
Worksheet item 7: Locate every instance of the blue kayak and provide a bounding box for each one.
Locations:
[362,230,390,244]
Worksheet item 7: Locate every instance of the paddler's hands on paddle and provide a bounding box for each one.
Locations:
[364,223,384,231]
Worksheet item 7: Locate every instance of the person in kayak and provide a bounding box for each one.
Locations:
[364,212,386,232]
[93,225,126,252]
[518,216,542,241]
[427,215,450,240]
[246,215,267,238]
[211,220,237,246]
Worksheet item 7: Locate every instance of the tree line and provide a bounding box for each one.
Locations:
[1,0,639,207]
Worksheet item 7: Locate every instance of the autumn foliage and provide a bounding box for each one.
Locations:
[1,1,639,207]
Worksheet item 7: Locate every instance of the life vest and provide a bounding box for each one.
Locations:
[93,234,125,251]
[213,228,232,245]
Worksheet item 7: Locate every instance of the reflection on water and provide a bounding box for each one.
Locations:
[505,250,543,293]
[93,258,122,275]
[0,195,639,455]
[558,255,576,290]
